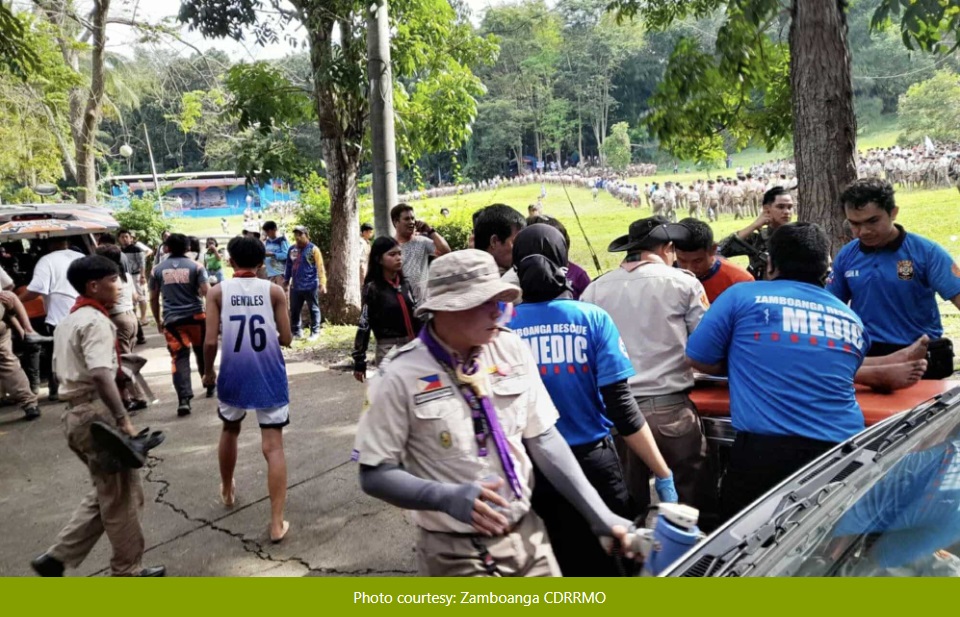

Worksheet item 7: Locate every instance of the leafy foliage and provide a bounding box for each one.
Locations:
[601,122,631,170]
[0,6,40,80]
[0,15,81,194]
[609,0,960,163]
[114,196,169,248]
[897,70,960,143]
[873,0,960,53]
[429,209,473,251]
[294,172,334,260]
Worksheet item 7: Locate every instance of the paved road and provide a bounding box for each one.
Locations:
[0,331,417,576]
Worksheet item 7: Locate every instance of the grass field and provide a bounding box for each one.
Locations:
[171,181,960,352]
[170,125,959,358]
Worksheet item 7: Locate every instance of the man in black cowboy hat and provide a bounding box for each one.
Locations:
[582,217,710,515]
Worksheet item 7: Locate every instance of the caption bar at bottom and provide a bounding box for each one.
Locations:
[353,591,607,607]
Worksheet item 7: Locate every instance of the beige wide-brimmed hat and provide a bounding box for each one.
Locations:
[414,249,521,317]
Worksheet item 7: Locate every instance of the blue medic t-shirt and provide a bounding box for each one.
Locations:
[511,299,634,447]
[686,280,868,444]
[826,228,960,346]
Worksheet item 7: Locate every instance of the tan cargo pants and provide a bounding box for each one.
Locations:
[415,513,560,577]
[617,393,708,512]
[0,322,37,410]
[47,399,146,576]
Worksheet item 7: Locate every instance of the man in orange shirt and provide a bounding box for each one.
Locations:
[675,218,754,303]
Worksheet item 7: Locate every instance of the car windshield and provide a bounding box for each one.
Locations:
[761,412,960,577]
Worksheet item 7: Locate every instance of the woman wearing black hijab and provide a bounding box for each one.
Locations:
[509,224,677,576]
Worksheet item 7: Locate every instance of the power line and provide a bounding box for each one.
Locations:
[855,51,956,80]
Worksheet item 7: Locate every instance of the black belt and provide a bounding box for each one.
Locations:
[735,431,837,452]
[569,435,612,458]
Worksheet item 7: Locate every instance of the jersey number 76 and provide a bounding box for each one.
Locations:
[230,314,267,352]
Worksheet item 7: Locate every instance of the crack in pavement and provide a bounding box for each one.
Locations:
[91,454,364,577]
[307,567,416,576]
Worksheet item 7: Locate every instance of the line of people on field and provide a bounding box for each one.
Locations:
[21,175,958,577]
[352,178,959,577]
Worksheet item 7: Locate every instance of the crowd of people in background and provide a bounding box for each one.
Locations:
[349,176,959,576]
[6,158,959,578]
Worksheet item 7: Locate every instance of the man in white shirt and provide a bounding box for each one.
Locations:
[582,217,710,513]
[391,203,450,302]
[19,237,84,400]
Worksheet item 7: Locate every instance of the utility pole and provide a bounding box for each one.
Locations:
[367,0,397,237]
[143,124,164,217]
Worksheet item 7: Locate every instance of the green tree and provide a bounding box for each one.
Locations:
[179,0,495,323]
[0,15,80,194]
[478,0,563,164]
[113,196,169,248]
[611,0,960,252]
[897,70,960,144]
[557,0,644,165]
[0,5,40,79]
[601,121,631,170]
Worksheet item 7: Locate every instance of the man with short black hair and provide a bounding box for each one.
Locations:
[473,204,526,274]
[828,178,960,379]
[261,221,289,286]
[150,233,209,417]
[118,229,152,342]
[20,236,84,400]
[582,217,709,512]
[687,223,871,519]
[675,218,754,303]
[203,236,293,541]
[391,203,450,302]
[32,255,164,577]
[719,186,795,279]
[359,222,374,286]
[284,226,326,341]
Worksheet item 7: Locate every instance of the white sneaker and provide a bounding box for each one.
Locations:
[308,332,320,342]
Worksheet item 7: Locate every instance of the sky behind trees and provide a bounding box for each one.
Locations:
[10,0,505,60]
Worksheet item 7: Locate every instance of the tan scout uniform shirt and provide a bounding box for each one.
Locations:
[53,306,119,404]
[581,258,708,398]
[354,329,559,534]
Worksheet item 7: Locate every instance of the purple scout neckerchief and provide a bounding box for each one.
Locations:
[418,326,523,499]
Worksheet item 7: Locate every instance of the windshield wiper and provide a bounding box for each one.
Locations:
[713,482,843,576]
[873,386,960,458]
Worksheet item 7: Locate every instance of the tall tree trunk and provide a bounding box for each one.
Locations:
[790,0,858,253]
[321,135,361,323]
[577,97,583,164]
[74,0,111,203]
[307,9,362,324]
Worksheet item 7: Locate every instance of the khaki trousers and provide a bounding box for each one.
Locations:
[110,311,146,401]
[47,400,145,576]
[415,513,560,577]
[111,310,138,354]
[617,393,708,512]
[0,323,37,410]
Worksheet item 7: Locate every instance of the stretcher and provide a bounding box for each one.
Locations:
[691,379,960,445]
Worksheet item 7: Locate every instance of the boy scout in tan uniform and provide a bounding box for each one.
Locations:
[355,250,638,577]
[729,180,745,219]
[31,255,164,577]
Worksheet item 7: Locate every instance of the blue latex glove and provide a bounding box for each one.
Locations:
[655,474,678,503]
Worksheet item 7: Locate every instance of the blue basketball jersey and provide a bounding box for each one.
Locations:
[217,277,289,409]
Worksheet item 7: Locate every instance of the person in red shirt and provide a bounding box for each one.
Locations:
[675,218,754,303]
